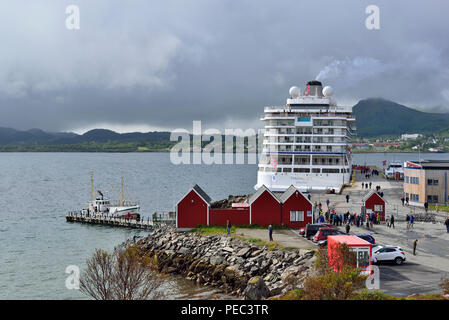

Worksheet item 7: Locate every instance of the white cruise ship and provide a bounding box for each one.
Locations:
[256,80,356,193]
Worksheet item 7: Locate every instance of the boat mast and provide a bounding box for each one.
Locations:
[90,172,94,202]
[120,171,124,206]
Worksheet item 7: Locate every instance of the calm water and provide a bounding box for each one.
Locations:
[0,152,447,299]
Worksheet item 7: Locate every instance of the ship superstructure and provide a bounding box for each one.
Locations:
[256,80,356,192]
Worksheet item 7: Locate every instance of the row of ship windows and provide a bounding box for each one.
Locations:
[260,156,347,165]
[265,128,344,135]
[268,145,346,152]
[260,167,351,173]
[266,137,347,143]
[265,118,346,127]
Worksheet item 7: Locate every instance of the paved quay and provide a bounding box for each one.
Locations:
[311,169,449,296]
[235,168,449,296]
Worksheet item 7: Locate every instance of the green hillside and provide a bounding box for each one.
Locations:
[353,98,449,137]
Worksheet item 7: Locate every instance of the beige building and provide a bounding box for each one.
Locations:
[403,160,449,206]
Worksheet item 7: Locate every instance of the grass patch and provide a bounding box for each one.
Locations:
[191,226,289,251]
[234,224,289,230]
[191,225,236,235]
[429,204,449,213]
[232,234,285,251]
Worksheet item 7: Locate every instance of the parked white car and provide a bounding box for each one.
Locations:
[372,246,406,265]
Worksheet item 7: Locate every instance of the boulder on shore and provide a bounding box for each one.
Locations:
[243,276,271,300]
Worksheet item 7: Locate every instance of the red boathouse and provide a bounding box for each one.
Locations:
[176,184,211,229]
[362,190,386,222]
[280,185,313,228]
[248,185,282,227]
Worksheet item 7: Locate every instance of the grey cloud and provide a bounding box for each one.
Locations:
[0,0,449,132]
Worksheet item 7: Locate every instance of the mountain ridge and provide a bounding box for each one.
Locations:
[352,98,449,137]
[1,98,448,144]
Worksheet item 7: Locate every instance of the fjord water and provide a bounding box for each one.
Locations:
[0,152,447,299]
[0,152,256,299]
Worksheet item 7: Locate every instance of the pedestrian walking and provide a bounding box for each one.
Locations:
[413,239,418,255]
[226,220,231,235]
[390,214,395,228]
[424,202,428,213]
[346,194,350,203]
[406,196,409,205]
[307,194,311,201]
[369,182,372,189]
[436,203,439,213]
[362,182,364,189]
[406,214,410,230]
[345,222,350,234]
[445,217,449,233]
[326,199,330,208]
[401,197,405,206]
[410,215,414,229]
[268,224,273,241]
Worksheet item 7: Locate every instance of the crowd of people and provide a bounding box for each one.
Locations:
[315,207,382,230]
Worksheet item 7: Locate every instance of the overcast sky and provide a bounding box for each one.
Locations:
[0,0,448,133]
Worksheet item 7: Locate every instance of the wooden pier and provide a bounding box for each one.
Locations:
[65,212,175,230]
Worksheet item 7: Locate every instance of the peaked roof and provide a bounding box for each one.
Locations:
[192,184,212,205]
[279,185,313,205]
[248,185,281,205]
[177,184,212,206]
[362,190,386,203]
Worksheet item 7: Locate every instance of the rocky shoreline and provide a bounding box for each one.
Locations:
[135,227,317,299]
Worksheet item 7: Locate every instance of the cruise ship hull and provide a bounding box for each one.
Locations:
[255,170,351,193]
[255,80,356,193]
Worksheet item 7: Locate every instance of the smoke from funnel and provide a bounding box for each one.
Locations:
[316,57,390,86]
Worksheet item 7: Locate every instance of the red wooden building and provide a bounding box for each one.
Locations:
[176,184,315,229]
[362,190,386,221]
[280,185,313,228]
[248,185,282,227]
[209,206,250,226]
[176,184,211,229]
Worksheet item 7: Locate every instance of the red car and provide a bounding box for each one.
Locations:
[312,227,342,242]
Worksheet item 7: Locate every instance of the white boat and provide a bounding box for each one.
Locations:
[80,172,140,217]
[255,80,356,193]
[384,161,404,180]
